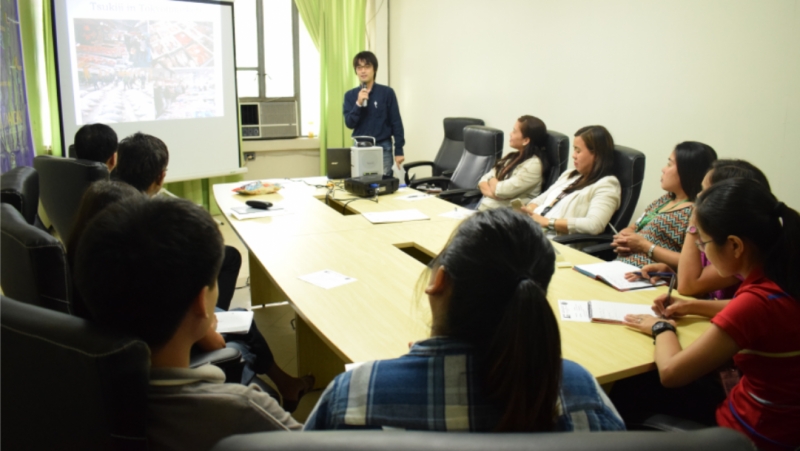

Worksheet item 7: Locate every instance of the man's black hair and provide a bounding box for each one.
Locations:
[74,197,224,349]
[74,123,118,164]
[352,51,378,75]
[114,132,169,192]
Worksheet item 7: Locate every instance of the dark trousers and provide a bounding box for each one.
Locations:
[609,370,727,428]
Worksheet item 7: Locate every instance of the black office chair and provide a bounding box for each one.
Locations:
[543,130,570,191]
[211,429,753,451]
[0,165,43,228]
[1,295,151,451]
[409,125,503,206]
[0,203,244,379]
[34,155,109,239]
[404,117,484,185]
[1,203,73,314]
[558,134,570,175]
[553,145,646,260]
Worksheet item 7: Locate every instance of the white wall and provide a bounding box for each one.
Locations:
[389,0,800,214]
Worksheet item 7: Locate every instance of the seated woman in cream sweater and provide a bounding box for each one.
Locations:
[522,125,620,236]
[476,115,553,211]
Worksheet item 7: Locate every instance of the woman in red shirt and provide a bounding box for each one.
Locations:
[624,178,800,450]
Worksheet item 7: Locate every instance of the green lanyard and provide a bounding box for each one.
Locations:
[635,199,688,232]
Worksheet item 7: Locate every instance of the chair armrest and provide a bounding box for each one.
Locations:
[408,176,452,190]
[441,169,455,178]
[403,161,435,185]
[552,233,614,245]
[439,188,481,201]
[639,414,707,432]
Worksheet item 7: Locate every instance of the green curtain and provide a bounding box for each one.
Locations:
[295,0,367,174]
[19,0,60,157]
[19,0,242,214]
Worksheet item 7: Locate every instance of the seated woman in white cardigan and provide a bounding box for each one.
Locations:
[522,125,620,237]
[476,115,553,211]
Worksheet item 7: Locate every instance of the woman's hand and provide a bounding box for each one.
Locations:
[613,233,652,255]
[624,263,674,283]
[521,205,549,227]
[623,314,677,336]
[652,294,692,319]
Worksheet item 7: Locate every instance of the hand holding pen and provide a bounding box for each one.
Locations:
[624,262,675,284]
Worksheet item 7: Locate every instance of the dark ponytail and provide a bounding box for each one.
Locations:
[694,178,800,300]
[493,115,551,183]
[434,208,561,431]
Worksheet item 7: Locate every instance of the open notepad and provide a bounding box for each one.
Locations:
[558,300,654,324]
[573,261,665,291]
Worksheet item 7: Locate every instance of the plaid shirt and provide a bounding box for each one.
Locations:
[304,337,624,431]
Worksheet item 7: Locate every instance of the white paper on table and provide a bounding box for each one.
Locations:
[589,300,654,323]
[395,193,433,201]
[298,269,358,289]
[361,209,430,224]
[439,209,476,220]
[557,300,591,322]
[215,311,254,334]
[229,204,289,220]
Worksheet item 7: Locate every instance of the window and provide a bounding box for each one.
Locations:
[234,0,320,137]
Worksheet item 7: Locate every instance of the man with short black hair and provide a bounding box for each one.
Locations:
[74,123,119,171]
[73,197,300,449]
[343,50,405,176]
[114,132,169,196]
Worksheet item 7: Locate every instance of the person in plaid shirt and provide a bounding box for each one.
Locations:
[305,209,624,432]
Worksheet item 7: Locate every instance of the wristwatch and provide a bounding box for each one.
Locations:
[647,244,657,259]
[548,218,556,231]
[651,321,677,344]
[687,225,698,235]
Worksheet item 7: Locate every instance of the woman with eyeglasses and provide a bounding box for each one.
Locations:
[476,115,553,211]
[629,159,771,315]
[611,142,716,268]
[622,178,800,450]
[522,125,620,237]
[304,208,624,432]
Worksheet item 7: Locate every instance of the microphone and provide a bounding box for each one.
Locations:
[361,83,368,107]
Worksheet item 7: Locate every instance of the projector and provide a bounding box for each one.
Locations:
[345,175,399,197]
[351,136,383,177]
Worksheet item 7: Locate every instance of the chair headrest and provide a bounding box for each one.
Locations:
[1,166,39,225]
[463,125,503,157]
[613,145,646,190]
[443,118,485,142]
[1,295,150,450]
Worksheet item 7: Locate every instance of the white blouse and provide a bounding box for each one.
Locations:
[529,171,621,235]
[477,156,543,211]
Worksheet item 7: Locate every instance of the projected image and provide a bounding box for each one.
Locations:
[74,18,216,123]
[153,68,216,119]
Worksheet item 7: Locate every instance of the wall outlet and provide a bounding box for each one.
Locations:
[244,152,256,161]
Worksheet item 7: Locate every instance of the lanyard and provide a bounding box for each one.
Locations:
[540,181,578,216]
[635,199,688,232]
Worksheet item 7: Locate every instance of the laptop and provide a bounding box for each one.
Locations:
[327,147,352,180]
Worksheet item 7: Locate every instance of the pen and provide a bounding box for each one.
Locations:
[632,271,674,278]
[609,223,619,235]
[662,276,676,318]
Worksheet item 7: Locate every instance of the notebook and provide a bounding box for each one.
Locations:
[327,148,351,180]
[573,261,665,291]
[557,300,655,324]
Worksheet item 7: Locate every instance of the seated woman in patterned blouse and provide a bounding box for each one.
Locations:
[304,208,624,432]
[610,142,716,268]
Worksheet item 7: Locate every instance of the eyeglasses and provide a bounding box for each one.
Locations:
[695,238,713,252]
[356,64,373,70]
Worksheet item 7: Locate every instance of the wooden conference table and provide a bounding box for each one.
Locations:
[213,178,710,388]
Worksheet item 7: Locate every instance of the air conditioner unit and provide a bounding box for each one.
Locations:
[240,101,299,140]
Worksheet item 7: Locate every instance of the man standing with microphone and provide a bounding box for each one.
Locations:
[343,51,405,176]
